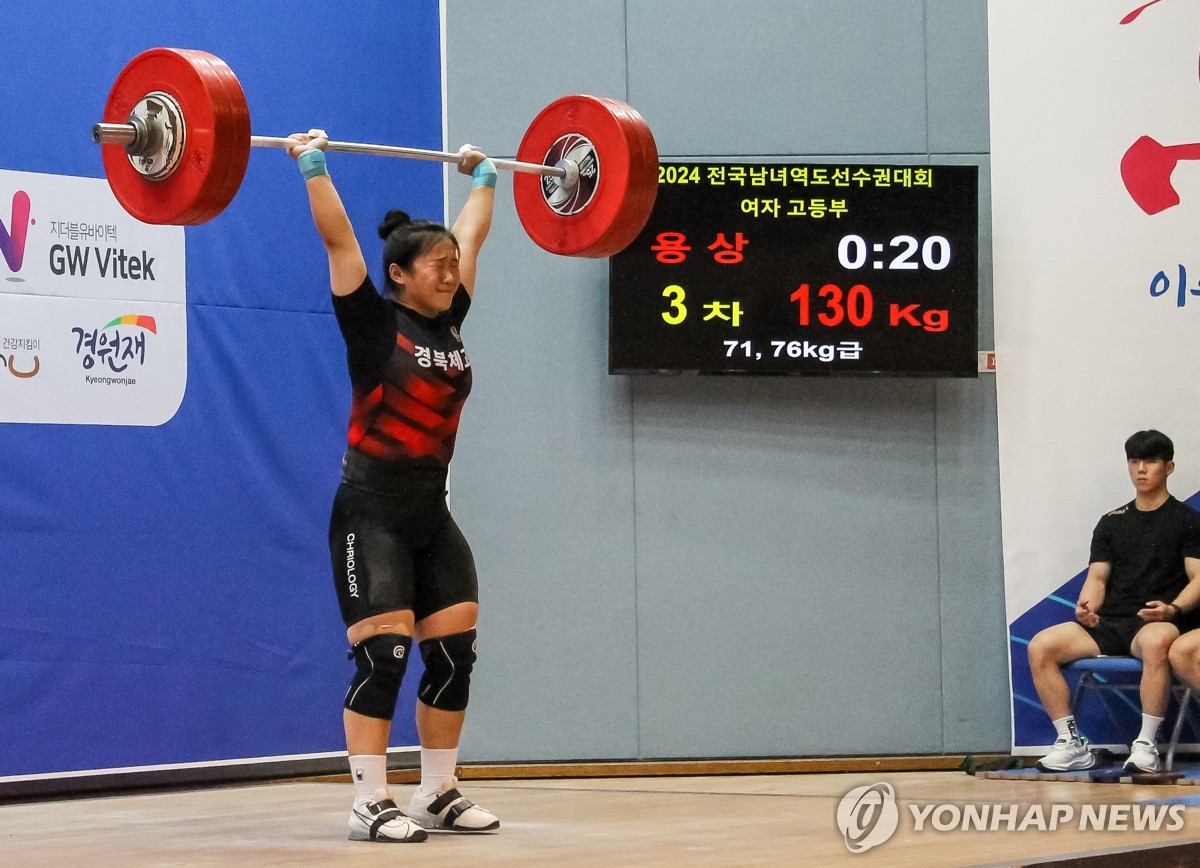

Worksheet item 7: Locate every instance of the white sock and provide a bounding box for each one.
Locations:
[348,754,388,803]
[1137,714,1165,744]
[419,747,459,797]
[1052,715,1080,742]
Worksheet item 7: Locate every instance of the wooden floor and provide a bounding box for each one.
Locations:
[2,770,1200,866]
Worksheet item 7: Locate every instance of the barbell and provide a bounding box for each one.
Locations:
[91,47,659,258]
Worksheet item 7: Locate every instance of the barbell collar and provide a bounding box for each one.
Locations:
[92,122,138,148]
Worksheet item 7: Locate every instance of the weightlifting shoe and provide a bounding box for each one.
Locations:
[348,787,428,842]
[1036,737,1096,771]
[1123,739,1162,774]
[408,776,500,832]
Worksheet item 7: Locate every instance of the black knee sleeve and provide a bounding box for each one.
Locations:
[344,633,412,720]
[418,630,477,712]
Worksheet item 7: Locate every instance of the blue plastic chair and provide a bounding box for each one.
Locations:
[1063,656,1199,771]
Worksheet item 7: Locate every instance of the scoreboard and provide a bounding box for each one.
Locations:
[609,162,979,376]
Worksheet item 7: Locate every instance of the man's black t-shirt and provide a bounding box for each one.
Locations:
[1089,496,1200,617]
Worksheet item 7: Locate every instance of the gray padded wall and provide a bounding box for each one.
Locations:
[445,0,1006,762]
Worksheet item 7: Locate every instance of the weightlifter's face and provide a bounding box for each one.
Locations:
[393,239,461,316]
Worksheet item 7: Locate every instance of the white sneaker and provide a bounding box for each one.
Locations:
[1037,738,1096,771]
[408,776,500,833]
[1123,739,1162,773]
[348,787,428,842]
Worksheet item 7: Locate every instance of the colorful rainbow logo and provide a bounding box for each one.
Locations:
[102,315,157,333]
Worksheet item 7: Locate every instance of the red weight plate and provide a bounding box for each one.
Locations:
[101,48,251,225]
[171,51,249,225]
[577,98,657,257]
[514,95,658,257]
[513,95,656,257]
[581,98,658,258]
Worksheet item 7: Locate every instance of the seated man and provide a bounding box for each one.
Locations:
[1027,429,1200,773]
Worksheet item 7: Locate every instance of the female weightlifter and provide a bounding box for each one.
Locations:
[289,129,498,843]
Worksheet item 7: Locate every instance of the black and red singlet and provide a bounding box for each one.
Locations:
[331,275,472,469]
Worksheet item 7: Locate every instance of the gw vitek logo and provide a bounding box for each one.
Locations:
[0,190,33,281]
[836,782,1187,854]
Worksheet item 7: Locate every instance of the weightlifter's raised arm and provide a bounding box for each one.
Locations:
[450,145,495,297]
[287,129,368,297]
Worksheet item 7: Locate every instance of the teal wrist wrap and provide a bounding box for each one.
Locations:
[472,158,497,189]
[298,149,328,181]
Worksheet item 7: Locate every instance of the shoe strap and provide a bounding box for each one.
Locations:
[443,798,479,828]
[368,801,409,840]
[428,788,486,829]
[428,787,467,816]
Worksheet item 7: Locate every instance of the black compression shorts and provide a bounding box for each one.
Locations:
[328,450,478,626]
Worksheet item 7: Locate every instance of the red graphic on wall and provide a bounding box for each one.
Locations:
[1120,0,1165,25]
[1122,138,1200,214]
[1119,0,1200,214]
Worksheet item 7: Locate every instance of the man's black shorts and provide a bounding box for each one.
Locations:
[1081,615,1146,656]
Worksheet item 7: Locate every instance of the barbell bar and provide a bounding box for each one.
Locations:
[92,123,574,180]
[92,47,658,257]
